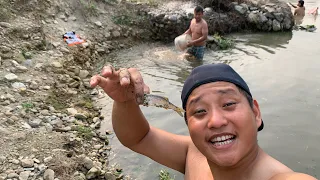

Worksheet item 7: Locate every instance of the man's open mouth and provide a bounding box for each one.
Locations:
[210,135,236,146]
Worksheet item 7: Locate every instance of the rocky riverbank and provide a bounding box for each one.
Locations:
[0,0,296,179]
[136,0,294,42]
[0,0,145,179]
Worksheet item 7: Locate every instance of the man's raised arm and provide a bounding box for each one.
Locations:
[90,66,190,173]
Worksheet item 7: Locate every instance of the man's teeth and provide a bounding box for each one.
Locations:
[213,139,234,146]
[210,135,235,145]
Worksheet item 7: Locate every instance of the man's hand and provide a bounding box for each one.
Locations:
[187,41,193,47]
[90,65,150,104]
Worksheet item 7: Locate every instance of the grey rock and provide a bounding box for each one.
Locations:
[83,157,93,170]
[86,167,100,179]
[68,81,80,88]
[0,173,7,180]
[0,22,11,28]
[43,169,54,180]
[28,119,42,128]
[19,171,31,180]
[21,159,34,168]
[51,61,62,68]
[43,156,52,163]
[7,173,19,179]
[40,110,50,116]
[73,171,86,180]
[283,17,292,30]
[273,12,284,22]
[104,172,116,180]
[235,5,247,14]
[29,81,38,90]
[45,123,53,132]
[50,119,63,127]
[79,70,89,79]
[15,65,28,72]
[112,30,121,38]
[69,16,77,21]
[168,15,177,22]
[74,113,87,120]
[60,47,69,53]
[272,19,281,31]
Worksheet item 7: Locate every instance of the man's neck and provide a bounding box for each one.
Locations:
[195,19,202,23]
[209,146,263,180]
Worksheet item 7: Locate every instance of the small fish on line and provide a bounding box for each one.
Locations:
[142,94,185,117]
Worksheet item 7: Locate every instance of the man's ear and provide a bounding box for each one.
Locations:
[253,99,262,128]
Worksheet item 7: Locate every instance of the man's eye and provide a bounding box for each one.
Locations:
[195,109,206,114]
[223,102,236,108]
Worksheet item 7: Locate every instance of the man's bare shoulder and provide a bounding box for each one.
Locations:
[270,172,317,180]
[202,19,208,25]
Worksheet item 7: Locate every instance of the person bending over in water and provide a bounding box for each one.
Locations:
[182,6,208,61]
[289,0,306,16]
[90,63,317,180]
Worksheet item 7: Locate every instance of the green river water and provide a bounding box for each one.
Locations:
[99,1,320,179]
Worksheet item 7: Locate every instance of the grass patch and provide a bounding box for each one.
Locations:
[159,170,174,180]
[78,0,99,17]
[0,0,12,21]
[213,33,235,50]
[21,102,34,112]
[75,125,94,140]
[45,90,69,111]
[112,15,132,25]
[75,95,94,109]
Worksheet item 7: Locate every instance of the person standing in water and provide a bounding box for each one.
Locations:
[183,6,208,61]
[289,0,306,16]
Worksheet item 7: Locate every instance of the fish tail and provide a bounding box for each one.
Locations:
[176,110,184,117]
[174,107,185,117]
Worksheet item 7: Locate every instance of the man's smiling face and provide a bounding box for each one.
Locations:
[185,81,262,167]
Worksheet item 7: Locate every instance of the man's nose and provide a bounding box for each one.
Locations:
[207,110,228,129]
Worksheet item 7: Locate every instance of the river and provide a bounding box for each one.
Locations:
[96,1,320,179]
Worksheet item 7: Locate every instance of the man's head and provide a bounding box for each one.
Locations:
[181,63,263,167]
[298,0,304,7]
[194,6,204,22]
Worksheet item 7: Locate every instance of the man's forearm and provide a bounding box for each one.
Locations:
[112,100,150,148]
[289,2,297,8]
[184,28,191,35]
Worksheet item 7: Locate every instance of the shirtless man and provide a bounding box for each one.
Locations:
[289,0,306,16]
[183,6,208,60]
[90,63,317,180]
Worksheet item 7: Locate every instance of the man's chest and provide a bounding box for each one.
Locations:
[191,23,203,34]
[184,150,213,180]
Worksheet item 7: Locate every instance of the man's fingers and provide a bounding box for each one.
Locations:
[90,75,100,88]
[118,68,131,86]
[101,65,115,78]
[143,84,150,94]
[90,75,109,90]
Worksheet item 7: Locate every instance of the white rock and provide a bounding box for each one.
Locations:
[51,61,62,68]
[5,73,18,81]
[43,156,52,163]
[12,82,26,90]
[94,21,102,27]
[79,70,89,79]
